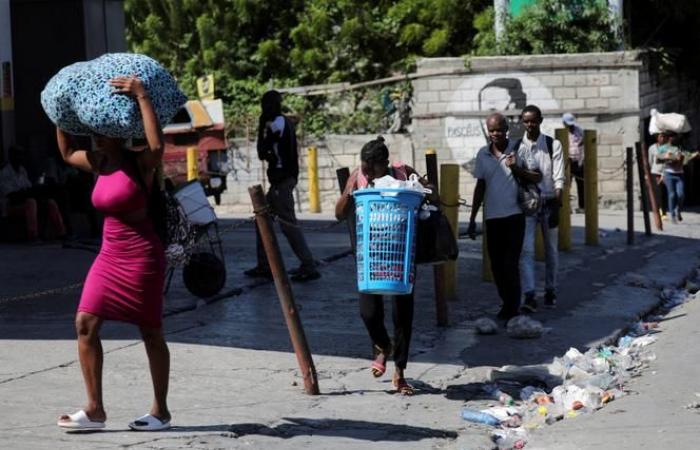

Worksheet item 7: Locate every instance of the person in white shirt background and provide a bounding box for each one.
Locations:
[562,113,585,212]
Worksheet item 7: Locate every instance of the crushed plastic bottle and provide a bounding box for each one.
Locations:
[483,384,515,405]
[460,408,501,426]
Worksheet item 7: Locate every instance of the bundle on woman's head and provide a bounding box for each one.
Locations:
[361,136,389,163]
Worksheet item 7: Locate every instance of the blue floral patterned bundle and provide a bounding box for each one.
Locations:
[41,53,187,138]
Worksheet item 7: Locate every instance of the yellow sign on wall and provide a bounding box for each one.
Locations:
[197,74,215,100]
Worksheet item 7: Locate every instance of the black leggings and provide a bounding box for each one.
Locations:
[359,292,414,370]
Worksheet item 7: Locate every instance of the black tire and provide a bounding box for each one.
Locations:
[182,252,226,298]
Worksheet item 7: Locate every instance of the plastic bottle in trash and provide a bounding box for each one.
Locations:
[483,384,515,405]
[460,408,501,426]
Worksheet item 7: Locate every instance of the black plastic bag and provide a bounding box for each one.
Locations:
[415,208,459,265]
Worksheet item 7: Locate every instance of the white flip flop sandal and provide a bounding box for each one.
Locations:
[57,410,106,430]
[128,414,171,431]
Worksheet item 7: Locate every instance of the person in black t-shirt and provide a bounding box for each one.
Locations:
[244,90,320,282]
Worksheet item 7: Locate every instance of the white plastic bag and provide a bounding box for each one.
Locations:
[652,109,692,134]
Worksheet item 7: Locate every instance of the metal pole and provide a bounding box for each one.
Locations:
[635,142,652,236]
[555,128,572,251]
[248,185,320,395]
[440,164,460,300]
[640,142,662,231]
[426,150,448,327]
[186,146,198,181]
[584,130,598,246]
[307,146,321,213]
[336,167,356,253]
[626,146,634,245]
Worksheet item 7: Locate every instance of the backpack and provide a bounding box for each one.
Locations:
[130,155,195,266]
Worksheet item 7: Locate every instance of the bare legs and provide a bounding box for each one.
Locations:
[59,312,106,423]
[58,312,171,425]
[139,326,171,422]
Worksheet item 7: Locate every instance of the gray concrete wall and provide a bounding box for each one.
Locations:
[218,134,414,213]
[218,51,700,213]
[410,52,644,209]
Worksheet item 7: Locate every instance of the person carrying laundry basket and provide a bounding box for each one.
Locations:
[335,136,437,395]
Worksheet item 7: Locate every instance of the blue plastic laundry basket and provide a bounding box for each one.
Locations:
[353,188,424,295]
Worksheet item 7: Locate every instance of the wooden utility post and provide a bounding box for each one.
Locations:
[426,150,449,327]
[249,185,320,395]
[635,142,652,236]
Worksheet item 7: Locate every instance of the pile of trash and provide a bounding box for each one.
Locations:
[461,273,700,449]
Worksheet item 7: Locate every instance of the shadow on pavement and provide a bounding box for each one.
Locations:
[222,417,459,441]
[1,217,699,378]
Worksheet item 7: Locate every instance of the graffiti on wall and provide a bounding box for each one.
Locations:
[444,72,561,170]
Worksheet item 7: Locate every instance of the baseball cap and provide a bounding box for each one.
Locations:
[562,113,576,125]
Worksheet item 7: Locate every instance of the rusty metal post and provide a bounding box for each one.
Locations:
[336,167,356,253]
[626,146,634,245]
[640,142,662,231]
[248,185,320,395]
[426,149,449,327]
[635,143,652,236]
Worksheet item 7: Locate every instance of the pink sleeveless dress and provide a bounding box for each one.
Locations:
[78,167,166,328]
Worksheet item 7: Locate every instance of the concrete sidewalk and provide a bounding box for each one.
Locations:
[1,209,699,449]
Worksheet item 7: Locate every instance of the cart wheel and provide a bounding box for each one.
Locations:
[183,252,226,298]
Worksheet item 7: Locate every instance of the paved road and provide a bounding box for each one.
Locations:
[0,209,699,449]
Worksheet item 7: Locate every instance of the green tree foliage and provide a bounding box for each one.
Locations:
[121,0,494,137]
[388,0,489,59]
[473,0,621,56]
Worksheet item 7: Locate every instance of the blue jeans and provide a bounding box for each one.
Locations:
[520,202,559,298]
[663,172,684,218]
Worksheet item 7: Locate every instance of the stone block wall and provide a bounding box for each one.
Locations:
[218,51,700,213]
[410,52,644,209]
[219,134,413,213]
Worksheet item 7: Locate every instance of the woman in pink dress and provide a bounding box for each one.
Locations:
[56,76,171,431]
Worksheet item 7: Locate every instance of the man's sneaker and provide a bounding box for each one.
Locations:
[291,268,321,282]
[497,307,519,322]
[243,266,273,279]
[520,293,537,314]
[544,290,557,308]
